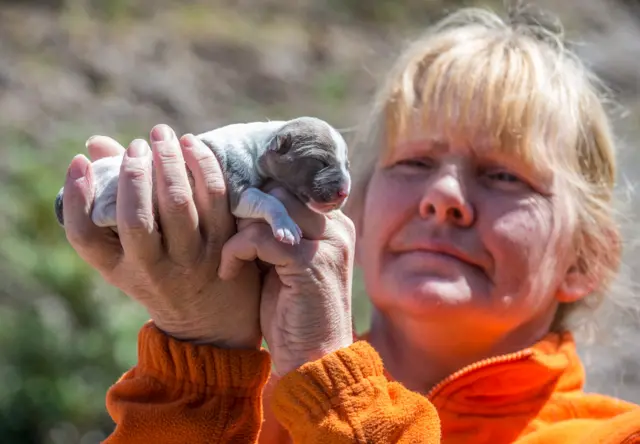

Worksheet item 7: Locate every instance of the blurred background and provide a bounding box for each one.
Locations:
[1,0,640,442]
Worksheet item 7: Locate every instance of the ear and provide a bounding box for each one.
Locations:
[268,133,293,155]
[555,263,596,303]
[556,227,621,303]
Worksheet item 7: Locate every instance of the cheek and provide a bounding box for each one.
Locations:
[482,196,567,301]
[357,171,416,269]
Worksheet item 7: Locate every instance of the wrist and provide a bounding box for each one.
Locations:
[277,336,354,375]
[152,318,263,350]
[137,322,272,392]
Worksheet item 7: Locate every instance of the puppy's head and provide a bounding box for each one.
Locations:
[263,117,351,214]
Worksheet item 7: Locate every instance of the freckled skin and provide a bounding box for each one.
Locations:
[357,136,578,335]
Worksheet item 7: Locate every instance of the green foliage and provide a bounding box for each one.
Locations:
[314,69,350,105]
[0,131,149,443]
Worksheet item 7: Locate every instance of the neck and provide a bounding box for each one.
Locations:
[366,305,557,394]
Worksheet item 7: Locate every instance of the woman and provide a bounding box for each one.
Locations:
[60,5,640,443]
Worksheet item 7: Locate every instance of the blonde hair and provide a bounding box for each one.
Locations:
[345,3,624,332]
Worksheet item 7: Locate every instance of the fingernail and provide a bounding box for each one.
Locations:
[85,135,100,148]
[181,134,195,148]
[128,139,149,157]
[151,124,174,142]
[69,154,89,180]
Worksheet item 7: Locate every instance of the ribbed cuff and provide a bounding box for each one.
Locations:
[137,321,272,396]
[272,341,385,426]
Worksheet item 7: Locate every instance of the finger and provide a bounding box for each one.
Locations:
[236,217,263,232]
[267,187,327,240]
[180,133,235,251]
[235,218,275,272]
[150,124,201,260]
[63,154,123,271]
[117,139,162,264]
[86,135,126,161]
[218,223,316,280]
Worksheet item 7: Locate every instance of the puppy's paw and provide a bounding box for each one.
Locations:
[271,215,302,245]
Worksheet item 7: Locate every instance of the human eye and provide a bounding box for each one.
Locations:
[482,167,532,191]
[395,157,436,170]
[486,171,521,183]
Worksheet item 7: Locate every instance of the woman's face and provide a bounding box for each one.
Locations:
[357,134,589,333]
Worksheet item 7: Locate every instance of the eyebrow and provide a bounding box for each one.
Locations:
[391,136,554,176]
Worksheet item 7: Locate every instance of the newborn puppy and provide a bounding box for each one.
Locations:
[54,116,351,245]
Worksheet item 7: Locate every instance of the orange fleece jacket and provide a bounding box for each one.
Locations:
[104,321,640,443]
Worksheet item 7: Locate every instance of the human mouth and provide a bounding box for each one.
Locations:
[395,242,486,274]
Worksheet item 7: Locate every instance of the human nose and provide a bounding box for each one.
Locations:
[419,170,474,227]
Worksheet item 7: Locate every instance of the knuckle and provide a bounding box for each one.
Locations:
[331,221,356,252]
[155,142,182,162]
[121,159,149,184]
[121,210,156,233]
[200,165,227,197]
[163,188,193,213]
[332,211,356,239]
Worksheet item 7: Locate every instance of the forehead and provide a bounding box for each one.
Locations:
[380,27,592,175]
[287,119,348,164]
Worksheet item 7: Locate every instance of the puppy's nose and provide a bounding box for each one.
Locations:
[335,185,349,203]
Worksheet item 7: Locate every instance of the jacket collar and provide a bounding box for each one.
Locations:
[358,331,585,415]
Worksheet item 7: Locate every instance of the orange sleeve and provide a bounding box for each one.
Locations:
[580,410,640,444]
[103,321,272,444]
[271,341,442,443]
[518,410,640,444]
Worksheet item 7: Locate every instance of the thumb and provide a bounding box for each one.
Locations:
[62,154,122,271]
[86,135,126,161]
[218,223,309,280]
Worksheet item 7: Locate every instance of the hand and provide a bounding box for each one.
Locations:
[61,124,262,349]
[218,185,356,375]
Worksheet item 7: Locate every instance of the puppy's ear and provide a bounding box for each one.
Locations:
[268,133,293,155]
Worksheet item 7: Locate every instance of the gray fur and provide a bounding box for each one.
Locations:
[54,116,351,245]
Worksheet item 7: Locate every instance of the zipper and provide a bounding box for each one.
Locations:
[425,348,536,400]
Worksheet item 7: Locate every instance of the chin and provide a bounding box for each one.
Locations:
[390,280,474,312]
[371,262,491,317]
